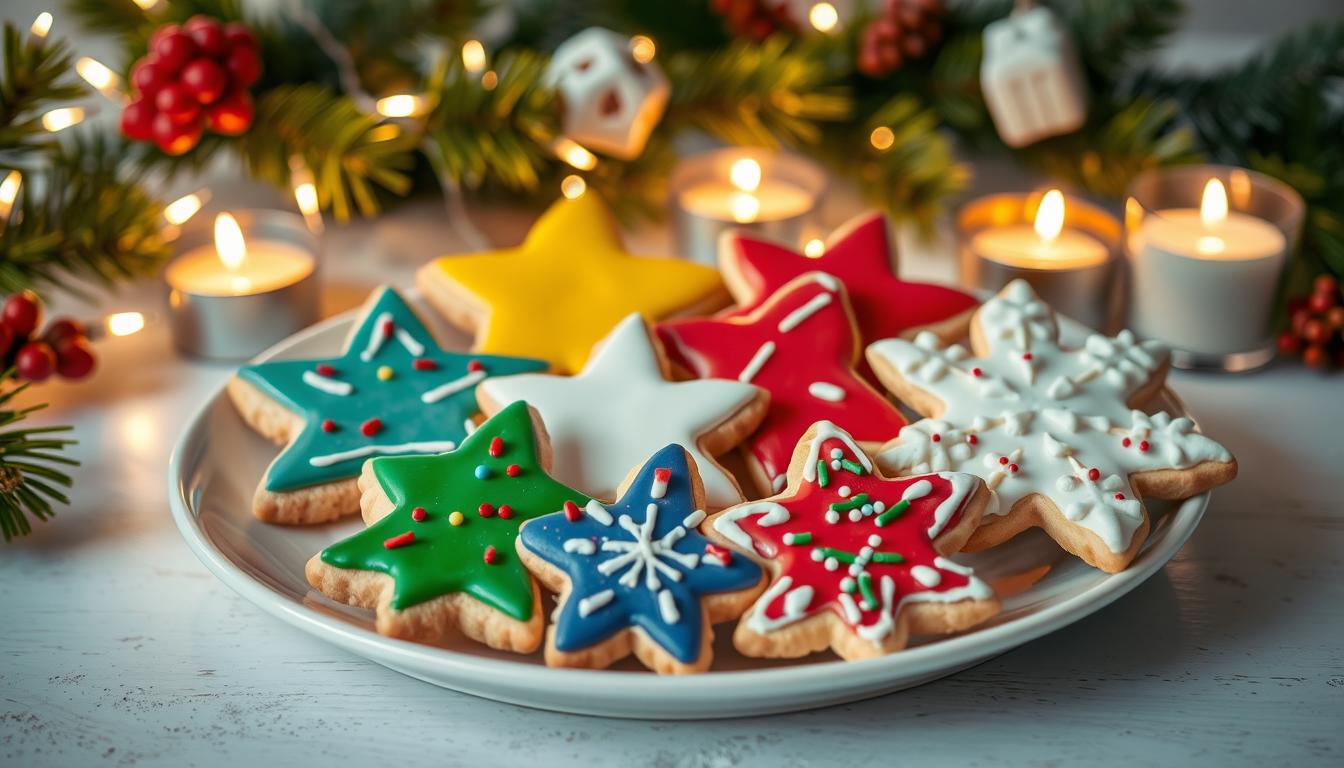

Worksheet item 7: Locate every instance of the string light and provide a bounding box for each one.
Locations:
[630,35,656,64]
[367,123,401,142]
[462,39,487,74]
[808,3,840,33]
[30,12,52,38]
[375,94,423,118]
[0,171,21,219]
[289,156,323,234]
[560,174,587,199]
[131,0,162,9]
[481,70,498,90]
[803,238,825,258]
[163,190,208,226]
[76,57,121,98]
[41,107,85,132]
[105,312,146,337]
[553,138,598,171]
[869,126,895,151]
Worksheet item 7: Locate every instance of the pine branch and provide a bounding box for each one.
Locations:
[0,23,85,150]
[0,371,76,542]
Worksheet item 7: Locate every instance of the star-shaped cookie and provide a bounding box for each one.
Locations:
[705,421,998,661]
[228,286,547,524]
[477,313,768,510]
[657,273,907,496]
[516,443,763,673]
[719,211,979,345]
[868,279,1239,573]
[416,193,729,374]
[305,400,590,653]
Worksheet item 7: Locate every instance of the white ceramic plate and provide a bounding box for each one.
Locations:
[168,301,1210,719]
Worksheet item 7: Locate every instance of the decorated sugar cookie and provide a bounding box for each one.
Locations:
[719,211,979,346]
[228,286,547,524]
[477,313,768,510]
[305,401,589,653]
[705,421,998,661]
[868,279,1238,573]
[657,273,907,496]
[516,444,763,673]
[416,193,728,374]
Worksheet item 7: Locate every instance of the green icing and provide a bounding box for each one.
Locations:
[319,400,589,620]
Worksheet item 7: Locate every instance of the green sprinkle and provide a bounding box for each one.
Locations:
[839,460,867,475]
[874,500,910,527]
[816,459,830,487]
[872,552,905,564]
[784,532,812,545]
[858,572,877,609]
[828,493,871,513]
[818,547,856,564]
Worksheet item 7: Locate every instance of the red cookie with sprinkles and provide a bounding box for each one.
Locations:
[704,420,1000,661]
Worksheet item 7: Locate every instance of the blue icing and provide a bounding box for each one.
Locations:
[237,286,548,493]
[519,444,761,664]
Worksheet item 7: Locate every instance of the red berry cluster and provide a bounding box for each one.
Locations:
[120,16,261,156]
[710,0,797,42]
[858,0,945,78]
[1279,275,1344,370]
[1,292,96,383]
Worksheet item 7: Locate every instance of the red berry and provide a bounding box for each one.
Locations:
[1327,307,1344,330]
[1291,307,1311,335]
[3,290,42,337]
[152,112,203,155]
[130,56,170,97]
[1307,292,1334,314]
[184,16,227,57]
[1313,274,1339,297]
[155,84,200,122]
[0,323,12,359]
[54,336,96,380]
[15,341,56,382]
[1303,344,1329,369]
[148,24,180,51]
[152,29,198,71]
[223,45,261,88]
[223,23,257,51]
[1277,330,1302,356]
[180,58,228,104]
[120,99,156,141]
[1303,319,1330,345]
[206,90,253,135]
[43,317,85,346]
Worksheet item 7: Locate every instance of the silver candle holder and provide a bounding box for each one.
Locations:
[165,209,321,360]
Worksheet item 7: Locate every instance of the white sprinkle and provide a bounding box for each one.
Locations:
[808,382,846,402]
[911,565,942,587]
[395,328,425,356]
[867,534,882,547]
[302,371,353,396]
[848,509,862,522]
[578,589,614,617]
[682,509,706,529]
[563,538,596,555]
[824,557,839,571]
[463,418,477,435]
[825,510,840,524]
[308,440,456,467]
[420,369,486,404]
[738,341,776,383]
[658,589,680,624]
[811,548,824,562]
[360,311,394,361]
[778,292,832,332]
[583,499,614,526]
[830,449,843,459]
[837,485,852,498]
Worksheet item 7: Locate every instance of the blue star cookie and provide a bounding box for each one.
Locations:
[229,285,547,523]
[517,444,763,673]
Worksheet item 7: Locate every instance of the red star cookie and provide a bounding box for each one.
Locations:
[719,211,979,346]
[657,273,907,497]
[705,421,999,661]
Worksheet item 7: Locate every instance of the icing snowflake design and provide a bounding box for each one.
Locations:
[869,279,1232,557]
[518,444,761,664]
[236,286,547,492]
[712,422,993,651]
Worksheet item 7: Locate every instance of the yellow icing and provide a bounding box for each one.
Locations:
[421,194,726,374]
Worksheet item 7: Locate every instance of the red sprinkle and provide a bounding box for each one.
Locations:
[1022,353,1034,361]
[413,358,438,371]
[506,464,521,477]
[971,367,983,377]
[563,500,583,522]
[1087,468,1101,481]
[411,506,427,522]
[382,319,394,337]
[931,433,941,443]
[478,503,495,518]
[489,436,504,457]
[1008,463,1019,473]
[321,419,338,433]
[483,545,498,565]
[1122,437,1132,447]
[498,504,514,520]
[361,418,383,437]
[315,364,337,376]
[467,359,484,372]
[1139,440,1150,452]
[383,531,415,549]
[998,456,1009,465]
[1114,493,1126,500]
[966,435,978,445]
[705,543,732,565]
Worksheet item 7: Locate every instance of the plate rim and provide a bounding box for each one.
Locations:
[167,303,1209,709]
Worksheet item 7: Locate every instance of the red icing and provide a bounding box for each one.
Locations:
[730,437,975,631]
[411,506,427,521]
[658,276,907,488]
[321,419,338,433]
[506,464,521,477]
[383,531,415,549]
[413,358,438,371]
[563,499,582,522]
[361,418,383,436]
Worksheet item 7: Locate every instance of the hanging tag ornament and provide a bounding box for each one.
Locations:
[979,3,1086,148]
[545,28,670,161]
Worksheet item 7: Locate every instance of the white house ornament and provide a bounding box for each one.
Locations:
[979,5,1087,148]
[545,27,670,160]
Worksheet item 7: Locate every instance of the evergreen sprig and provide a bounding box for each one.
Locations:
[0,371,77,542]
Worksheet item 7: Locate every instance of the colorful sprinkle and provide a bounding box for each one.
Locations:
[829,493,870,513]
[478,503,495,518]
[383,531,415,549]
[931,433,942,442]
[1139,440,1150,452]
[489,436,504,457]
[467,359,484,372]
[858,572,877,609]
[413,358,438,371]
[315,364,337,376]
[483,545,498,564]
[506,464,521,477]
[875,500,910,527]
[474,464,491,480]
[498,504,514,520]
[966,434,978,445]
[1087,467,1101,481]
[871,552,905,564]
[705,543,732,565]
[321,419,338,433]
[361,418,383,437]
[411,506,427,521]
[382,319,395,337]
[998,456,1009,465]
[1122,437,1132,448]
[816,459,830,487]
[1022,352,1034,361]
[563,500,583,522]
[1008,463,1019,474]
[815,547,856,564]
[448,511,465,526]
[1114,492,1126,500]
[971,367,983,377]
[783,531,812,545]
[839,459,866,475]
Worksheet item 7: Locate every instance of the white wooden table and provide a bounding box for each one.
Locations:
[3,195,1342,766]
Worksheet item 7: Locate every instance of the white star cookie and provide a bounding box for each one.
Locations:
[476,313,769,510]
[867,280,1238,572]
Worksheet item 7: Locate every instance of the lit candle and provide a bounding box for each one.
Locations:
[959,190,1120,331]
[165,210,321,359]
[671,149,826,264]
[1126,168,1301,370]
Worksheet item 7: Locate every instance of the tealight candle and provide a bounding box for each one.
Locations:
[166,210,320,359]
[1125,165,1303,371]
[959,189,1120,331]
[671,148,826,264]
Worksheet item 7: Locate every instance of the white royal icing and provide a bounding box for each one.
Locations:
[308,440,456,467]
[302,370,353,396]
[807,382,846,402]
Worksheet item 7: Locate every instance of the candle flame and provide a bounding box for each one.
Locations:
[809,2,839,32]
[214,213,247,271]
[729,158,762,193]
[1200,178,1228,228]
[31,12,52,38]
[730,193,760,223]
[1034,189,1065,244]
[76,57,120,97]
[106,311,145,337]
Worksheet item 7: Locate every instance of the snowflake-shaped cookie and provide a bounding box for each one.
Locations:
[867,279,1238,573]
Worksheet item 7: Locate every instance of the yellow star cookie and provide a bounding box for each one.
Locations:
[416,194,729,374]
